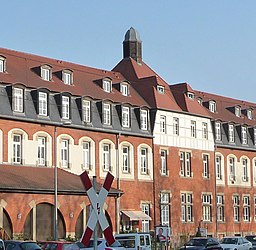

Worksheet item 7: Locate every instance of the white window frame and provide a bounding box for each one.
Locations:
[82,99,91,123]
[243,196,250,222]
[254,128,256,146]
[254,196,256,221]
[13,88,23,113]
[181,193,193,222]
[38,92,48,116]
[215,122,221,141]
[142,203,150,232]
[242,126,247,145]
[217,195,224,222]
[122,146,130,173]
[103,143,111,171]
[0,57,5,73]
[202,122,208,139]
[203,154,209,178]
[228,124,235,143]
[61,139,69,168]
[120,83,129,96]
[103,103,111,125]
[229,157,236,181]
[38,137,46,166]
[216,155,222,180]
[82,141,91,170]
[62,96,70,119]
[173,117,179,135]
[160,115,166,134]
[140,147,148,174]
[160,193,170,226]
[209,101,216,113]
[180,152,191,177]
[233,195,240,222]
[202,194,212,222]
[62,70,73,85]
[41,65,51,81]
[13,134,22,164]
[140,110,148,130]
[235,106,241,117]
[161,150,167,175]
[122,106,130,128]
[157,86,165,94]
[242,158,249,182]
[191,120,196,138]
[247,109,253,120]
[103,79,112,93]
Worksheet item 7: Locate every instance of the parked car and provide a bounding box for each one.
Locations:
[115,233,151,250]
[220,236,252,250]
[179,237,222,250]
[65,239,124,250]
[39,241,73,250]
[4,240,41,250]
[245,236,256,250]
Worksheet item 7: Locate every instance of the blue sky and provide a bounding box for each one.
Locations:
[2,1,256,102]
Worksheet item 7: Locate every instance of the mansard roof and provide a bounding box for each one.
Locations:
[194,90,256,126]
[0,47,148,108]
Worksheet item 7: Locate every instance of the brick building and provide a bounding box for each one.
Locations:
[0,27,256,243]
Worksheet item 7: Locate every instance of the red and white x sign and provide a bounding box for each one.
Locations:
[80,171,115,247]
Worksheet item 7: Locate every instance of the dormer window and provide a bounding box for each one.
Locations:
[241,126,247,144]
[235,106,241,117]
[0,56,6,73]
[198,98,202,105]
[41,65,52,81]
[103,79,112,93]
[120,83,129,96]
[187,92,194,99]
[62,70,73,85]
[247,109,253,120]
[209,101,216,113]
[157,86,165,94]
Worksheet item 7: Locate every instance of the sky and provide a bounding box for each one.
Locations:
[2,1,256,102]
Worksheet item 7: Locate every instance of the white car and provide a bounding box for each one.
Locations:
[220,236,252,250]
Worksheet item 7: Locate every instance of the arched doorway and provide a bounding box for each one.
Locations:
[2,209,12,239]
[24,203,66,241]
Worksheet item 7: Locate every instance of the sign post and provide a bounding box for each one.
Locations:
[80,171,115,247]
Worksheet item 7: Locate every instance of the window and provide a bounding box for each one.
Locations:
[122,146,130,173]
[82,142,91,170]
[241,126,247,144]
[38,137,46,166]
[233,195,240,222]
[142,203,150,232]
[243,196,250,222]
[13,134,22,164]
[242,158,249,182]
[181,193,193,222]
[161,150,167,175]
[229,157,236,182]
[198,98,202,105]
[187,92,194,99]
[254,160,256,183]
[38,92,48,116]
[203,154,209,178]
[140,110,148,130]
[41,65,51,81]
[209,101,216,113]
[13,88,23,112]
[160,193,170,226]
[235,106,241,117]
[122,106,130,128]
[254,128,256,146]
[173,117,179,135]
[0,57,5,72]
[247,109,253,120]
[215,155,222,180]
[103,79,112,93]
[82,100,91,123]
[103,144,111,171]
[215,122,221,141]
[202,194,212,222]
[191,121,196,138]
[254,196,256,221]
[217,195,224,222]
[157,86,165,94]
[160,115,166,134]
[61,139,69,168]
[62,70,73,85]
[140,147,149,174]
[103,103,111,125]
[180,152,191,177]
[202,122,208,139]
[120,83,129,96]
[62,96,70,119]
[228,124,235,143]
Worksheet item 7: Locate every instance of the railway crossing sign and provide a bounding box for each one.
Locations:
[80,171,115,247]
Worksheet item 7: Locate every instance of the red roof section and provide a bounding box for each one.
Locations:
[194,90,256,125]
[0,47,148,107]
